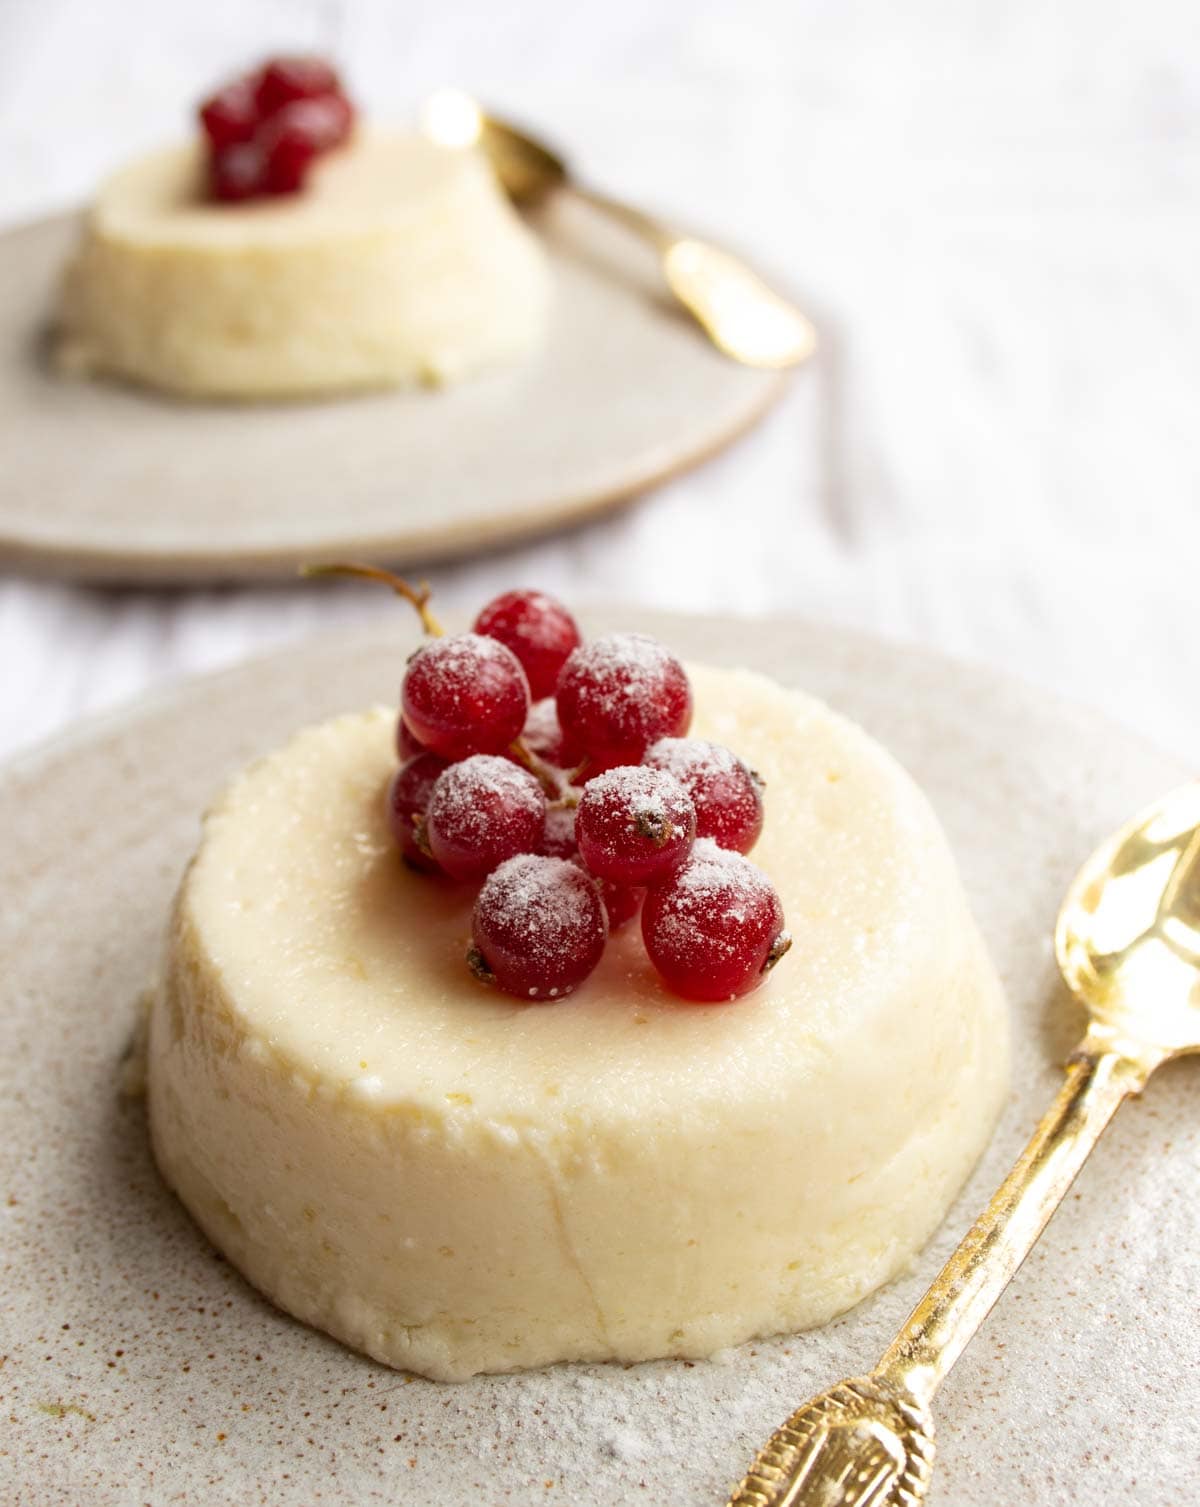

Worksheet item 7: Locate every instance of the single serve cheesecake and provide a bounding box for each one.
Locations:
[56,58,549,399]
[147,655,1009,1381]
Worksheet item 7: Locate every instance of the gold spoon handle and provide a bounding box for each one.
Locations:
[571,183,677,252]
[571,185,817,369]
[875,1024,1159,1404]
[727,1025,1163,1506]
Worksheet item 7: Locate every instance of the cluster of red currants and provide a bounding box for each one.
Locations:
[199,56,354,202]
[383,586,791,1003]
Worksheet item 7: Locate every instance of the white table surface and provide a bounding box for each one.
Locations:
[1,0,1196,765]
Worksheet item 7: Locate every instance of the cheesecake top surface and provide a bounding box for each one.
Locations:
[91,130,497,246]
[175,664,975,1122]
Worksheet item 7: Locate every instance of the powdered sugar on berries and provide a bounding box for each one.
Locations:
[556,632,692,768]
[643,737,764,853]
[563,633,684,724]
[653,840,768,941]
[429,755,542,839]
[576,764,696,886]
[425,755,545,881]
[587,764,673,827]
[402,633,530,760]
[521,697,575,768]
[541,803,579,858]
[471,855,608,1000]
[643,738,743,785]
[408,633,527,708]
[641,838,790,1001]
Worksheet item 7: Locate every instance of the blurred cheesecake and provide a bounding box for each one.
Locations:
[56,130,550,399]
[147,665,1009,1380]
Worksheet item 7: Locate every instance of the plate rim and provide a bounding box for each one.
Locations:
[0,210,793,585]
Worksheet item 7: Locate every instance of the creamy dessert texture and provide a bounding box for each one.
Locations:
[57,131,550,398]
[147,664,1008,1381]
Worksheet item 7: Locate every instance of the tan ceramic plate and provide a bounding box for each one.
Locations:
[0,205,788,584]
[1,613,1194,1506]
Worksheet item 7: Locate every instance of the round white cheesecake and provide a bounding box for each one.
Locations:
[57,131,550,399]
[147,666,1008,1381]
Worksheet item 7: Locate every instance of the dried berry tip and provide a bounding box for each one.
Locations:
[764,930,792,972]
[466,945,496,985]
[635,810,674,847]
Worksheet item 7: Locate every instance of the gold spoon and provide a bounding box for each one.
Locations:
[726,781,1200,1506]
[420,89,816,370]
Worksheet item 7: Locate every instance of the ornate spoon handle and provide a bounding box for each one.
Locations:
[726,1024,1163,1506]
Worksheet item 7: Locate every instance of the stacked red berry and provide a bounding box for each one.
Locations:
[423,756,546,882]
[642,840,790,1001]
[369,576,791,1004]
[473,590,581,701]
[470,856,607,1001]
[199,56,355,202]
[576,766,696,887]
[385,750,446,872]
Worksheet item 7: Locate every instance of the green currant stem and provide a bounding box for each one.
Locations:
[301,562,445,637]
[508,738,565,800]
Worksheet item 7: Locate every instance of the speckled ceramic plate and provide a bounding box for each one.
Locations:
[0,204,789,584]
[1,613,1194,1506]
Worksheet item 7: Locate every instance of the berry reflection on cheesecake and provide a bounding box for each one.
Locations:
[56,57,549,398]
[147,581,1009,1380]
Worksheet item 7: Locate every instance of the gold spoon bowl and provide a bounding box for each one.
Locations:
[421,90,817,371]
[726,781,1200,1506]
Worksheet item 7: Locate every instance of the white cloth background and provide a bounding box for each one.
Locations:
[1,0,1196,763]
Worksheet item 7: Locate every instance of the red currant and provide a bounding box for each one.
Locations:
[643,738,764,854]
[199,76,261,151]
[641,839,791,1001]
[269,94,353,151]
[518,697,579,769]
[199,56,354,204]
[556,633,692,771]
[470,855,607,1000]
[571,859,643,930]
[540,803,579,858]
[260,115,319,194]
[424,755,545,882]
[576,765,695,886]
[401,633,530,762]
[395,716,427,761]
[598,879,644,929]
[210,141,267,201]
[255,56,343,115]
[474,590,582,701]
[385,752,447,872]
